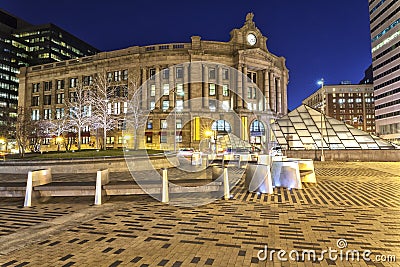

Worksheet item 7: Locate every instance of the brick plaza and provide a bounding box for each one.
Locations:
[0,161,399,266]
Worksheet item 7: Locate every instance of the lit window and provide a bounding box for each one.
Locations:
[222,85,229,96]
[209,84,216,96]
[176,100,183,111]
[162,100,169,111]
[161,119,168,129]
[150,85,156,96]
[163,84,169,95]
[176,119,182,129]
[176,83,184,96]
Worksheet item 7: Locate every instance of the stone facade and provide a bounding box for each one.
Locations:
[18,13,288,151]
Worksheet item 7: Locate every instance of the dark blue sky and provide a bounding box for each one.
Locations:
[2,0,372,110]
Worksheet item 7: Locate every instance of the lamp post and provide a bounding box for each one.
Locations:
[318,78,325,161]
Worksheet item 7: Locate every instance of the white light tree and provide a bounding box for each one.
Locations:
[65,82,93,151]
[91,72,118,150]
[45,117,70,151]
[126,83,148,150]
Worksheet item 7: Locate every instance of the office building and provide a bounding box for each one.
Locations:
[302,83,376,133]
[0,9,99,140]
[369,0,400,144]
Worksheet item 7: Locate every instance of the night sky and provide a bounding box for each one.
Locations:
[2,0,372,111]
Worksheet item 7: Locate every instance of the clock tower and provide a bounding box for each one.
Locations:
[229,12,268,51]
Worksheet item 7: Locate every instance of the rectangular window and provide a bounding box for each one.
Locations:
[32,96,39,106]
[32,109,40,120]
[176,100,183,111]
[176,133,182,143]
[248,87,252,99]
[209,83,216,96]
[209,68,216,79]
[122,69,128,80]
[114,70,121,81]
[149,68,156,80]
[247,72,257,83]
[69,78,78,88]
[223,69,229,80]
[222,84,229,96]
[160,119,168,129]
[56,108,64,119]
[150,101,155,110]
[107,102,112,114]
[56,93,64,104]
[176,67,183,79]
[44,95,51,105]
[222,100,230,111]
[176,119,182,129]
[146,135,153,143]
[44,81,52,91]
[57,80,64,90]
[176,83,184,96]
[106,136,115,145]
[209,99,216,111]
[162,100,169,111]
[114,102,121,115]
[162,69,169,79]
[147,119,153,129]
[118,120,126,130]
[163,84,169,95]
[107,72,113,82]
[150,84,156,96]
[32,83,40,93]
[160,133,167,143]
[83,75,93,86]
[69,92,77,102]
[43,109,51,120]
[123,102,128,113]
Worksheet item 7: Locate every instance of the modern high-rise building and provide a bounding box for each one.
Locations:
[18,13,289,152]
[0,9,99,140]
[368,0,400,144]
[302,82,376,133]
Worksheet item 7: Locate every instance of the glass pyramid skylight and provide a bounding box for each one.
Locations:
[272,105,396,150]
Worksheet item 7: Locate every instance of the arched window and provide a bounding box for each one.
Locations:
[211,120,231,133]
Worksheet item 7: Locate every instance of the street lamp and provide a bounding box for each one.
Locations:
[317,78,325,161]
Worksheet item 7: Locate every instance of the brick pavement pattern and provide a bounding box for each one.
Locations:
[0,161,399,266]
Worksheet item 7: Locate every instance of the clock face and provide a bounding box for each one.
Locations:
[247,33,257,46]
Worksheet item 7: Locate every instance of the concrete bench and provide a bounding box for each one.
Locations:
[24,168,52,207]
[0,182,26,197]
[24,168,110,206]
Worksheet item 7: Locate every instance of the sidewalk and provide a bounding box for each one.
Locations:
[0,161,399,266]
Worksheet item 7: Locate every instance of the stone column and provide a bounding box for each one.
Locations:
[155,66,161,109]
[264,70,270,111]
[141,68,147,109]
[183,64,189,109]
[236,64,243,109]
[169,65,175,109]
[217,66,223,109]
[203,64,209,109]
[243,65,248,109]
[269,72,276,112]
[277,77,282,114]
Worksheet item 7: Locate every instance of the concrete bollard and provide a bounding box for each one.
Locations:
[94,168,109,205]
[162,168,169,203]
[223,168,230,200]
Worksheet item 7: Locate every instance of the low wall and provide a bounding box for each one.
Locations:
[286,149,400,162]
[0,155,179,174]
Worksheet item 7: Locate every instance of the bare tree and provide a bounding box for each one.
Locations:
[46,118,69,151]
[126,84,147,150]
[65,82,93,151]
[91,72,117,150]
[15,107,34,157]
